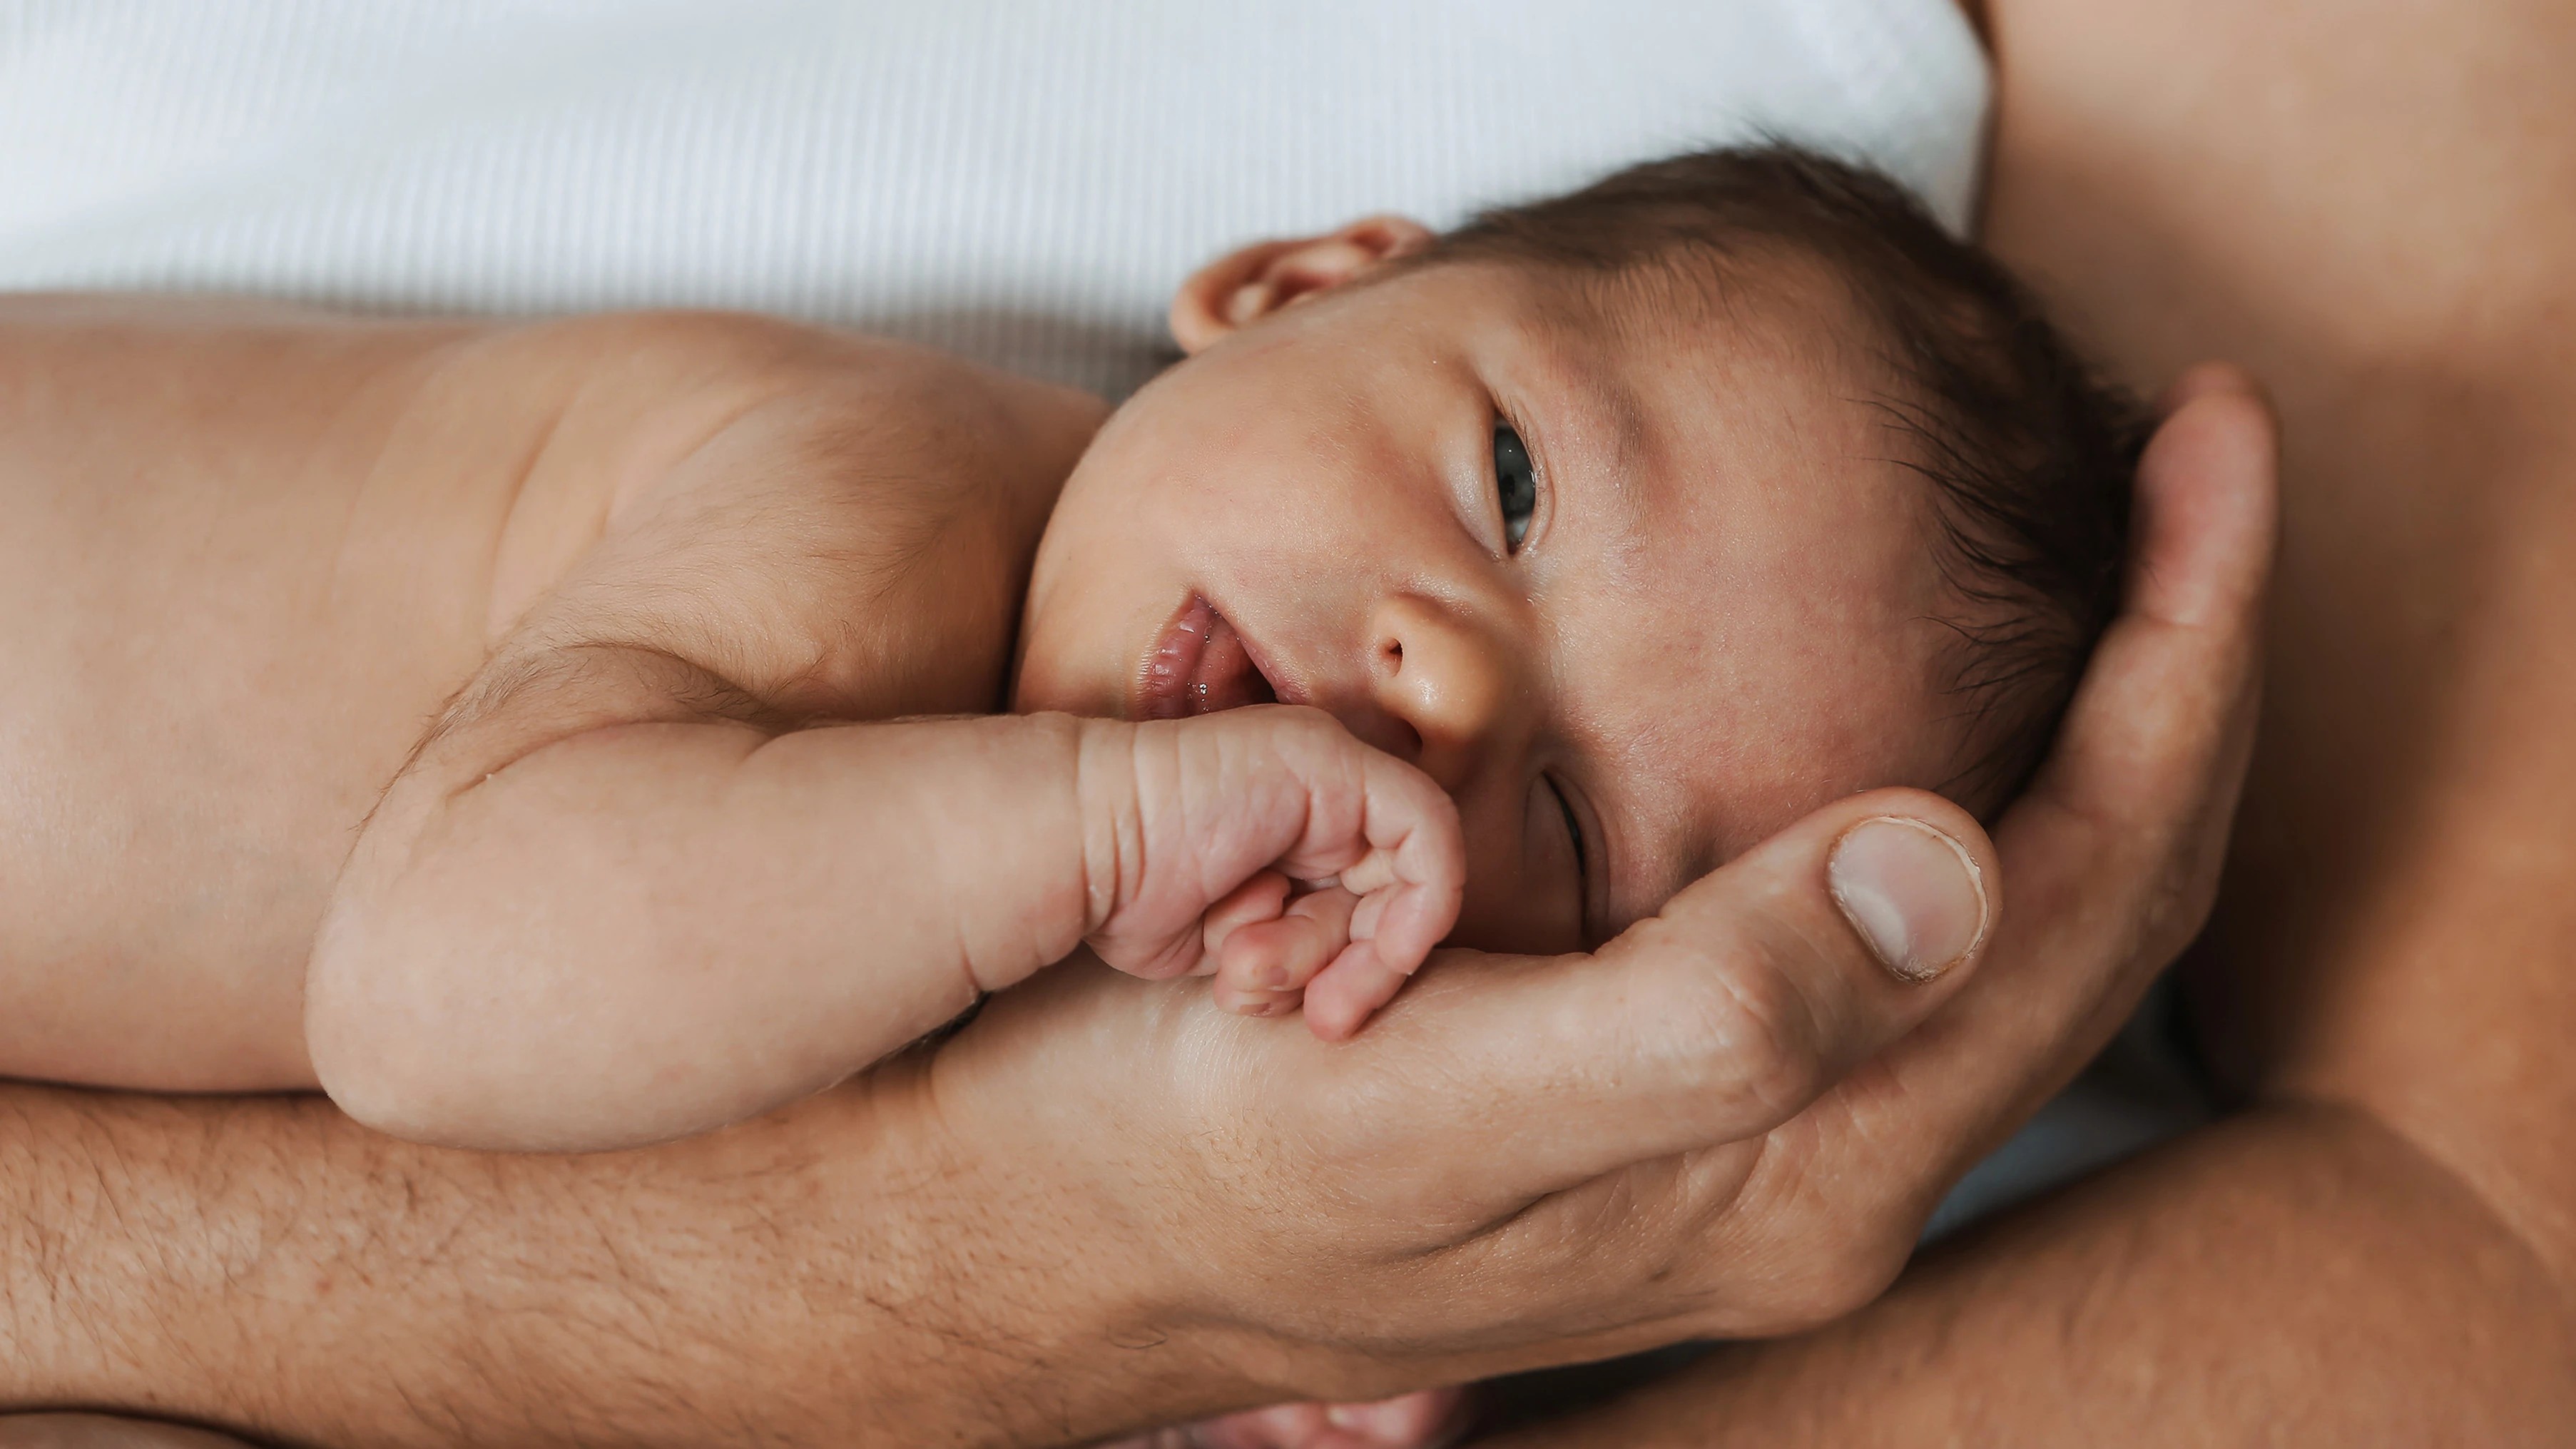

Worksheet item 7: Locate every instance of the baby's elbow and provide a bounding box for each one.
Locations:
[305,921,688,1155]
[305,924,517,1150]
[310,1044,480,1149]
[306,972,477,1148]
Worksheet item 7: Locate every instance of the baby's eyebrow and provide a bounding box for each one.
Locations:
[1557,357,1651,519]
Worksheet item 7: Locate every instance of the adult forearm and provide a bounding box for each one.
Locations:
[0,1072,1201,1448]
[1498,1104,2576,1446]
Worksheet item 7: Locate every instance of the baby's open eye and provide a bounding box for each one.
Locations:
[1493,423,1538,549]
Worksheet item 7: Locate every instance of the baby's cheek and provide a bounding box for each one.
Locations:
[1430,788,1587,956]
[1443,853,1584,957]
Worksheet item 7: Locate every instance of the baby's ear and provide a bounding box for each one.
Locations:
[1169,215,1435,354]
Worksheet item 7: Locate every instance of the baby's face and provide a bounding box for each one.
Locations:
[1017,248,1970,953]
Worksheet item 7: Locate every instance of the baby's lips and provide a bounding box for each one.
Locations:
[1191,609,1278,713]
[1138,595,1278,718]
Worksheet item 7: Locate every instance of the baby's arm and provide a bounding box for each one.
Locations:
[305,345,1460,1154]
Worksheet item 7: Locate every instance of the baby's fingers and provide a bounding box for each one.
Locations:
[1271,721,1462,971]
[1212,886,1358,1017]
[1338,849,1457,985]
[1299,940,1414,1042]
[1197,870,1294,977]
[1299,851,1457,1039]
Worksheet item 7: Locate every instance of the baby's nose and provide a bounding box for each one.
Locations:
[1363,594,1512,793]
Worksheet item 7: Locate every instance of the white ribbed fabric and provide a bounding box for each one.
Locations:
[0,0,1986,395]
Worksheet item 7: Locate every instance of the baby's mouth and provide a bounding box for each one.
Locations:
[1137,595,1279,718]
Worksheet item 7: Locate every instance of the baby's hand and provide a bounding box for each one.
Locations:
[1076,706,1463,1039]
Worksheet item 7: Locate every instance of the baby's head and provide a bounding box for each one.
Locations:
[1017,146,2141,955]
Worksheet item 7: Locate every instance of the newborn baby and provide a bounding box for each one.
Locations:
[7,148,2133,1166]
[0,143,2134,1449]
[278,148,2136,1159]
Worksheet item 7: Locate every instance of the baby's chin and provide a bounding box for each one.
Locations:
[1004,621,1128,720]
[1003,651,1087,717]
[1004,559,1118,718]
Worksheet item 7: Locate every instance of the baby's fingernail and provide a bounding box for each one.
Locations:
[1828,817,1988,982]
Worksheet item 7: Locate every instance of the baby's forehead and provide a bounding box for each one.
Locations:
[1520,260,1928,562]
[1510,262,1969,915]
[1498,254,1910,497]
[1570,539,1969,918]
[1485,240,1890,380]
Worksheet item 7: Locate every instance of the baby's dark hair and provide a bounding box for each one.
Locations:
[1422,145,2146,814]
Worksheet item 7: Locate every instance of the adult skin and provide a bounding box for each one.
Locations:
[0,215,2274,1449]
[1490,0,2576,1441]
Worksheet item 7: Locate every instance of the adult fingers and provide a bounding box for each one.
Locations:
[2022,365,2276,864]
[1823,366,2279,1194]
[2002,365,2276,1016]
[1298,786,1997,1203]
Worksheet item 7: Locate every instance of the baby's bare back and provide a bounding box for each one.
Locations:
[0,299,1098,1092]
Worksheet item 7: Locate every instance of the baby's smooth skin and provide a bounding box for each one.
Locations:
[0,221,1975,1117]
[0,230,1977,1449]
[0,229,1970,1151]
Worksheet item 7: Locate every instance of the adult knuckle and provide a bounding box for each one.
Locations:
[1806,1232,1913,1326]
[1734,1228,1912,1336]
[1677,943,1826,1123]
[1608,920,1826,1132]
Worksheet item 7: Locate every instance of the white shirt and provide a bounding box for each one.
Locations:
[0,0,1988,395]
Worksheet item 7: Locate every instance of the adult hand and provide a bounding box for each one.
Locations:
[924,365,2276,1430]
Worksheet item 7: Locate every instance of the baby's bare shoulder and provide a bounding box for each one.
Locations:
[480,312,1111,719]
[0,300,1097,1093]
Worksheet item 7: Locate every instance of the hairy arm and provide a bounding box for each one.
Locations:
[0,1067,1216,1448]
[1499,0,2576,1440]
